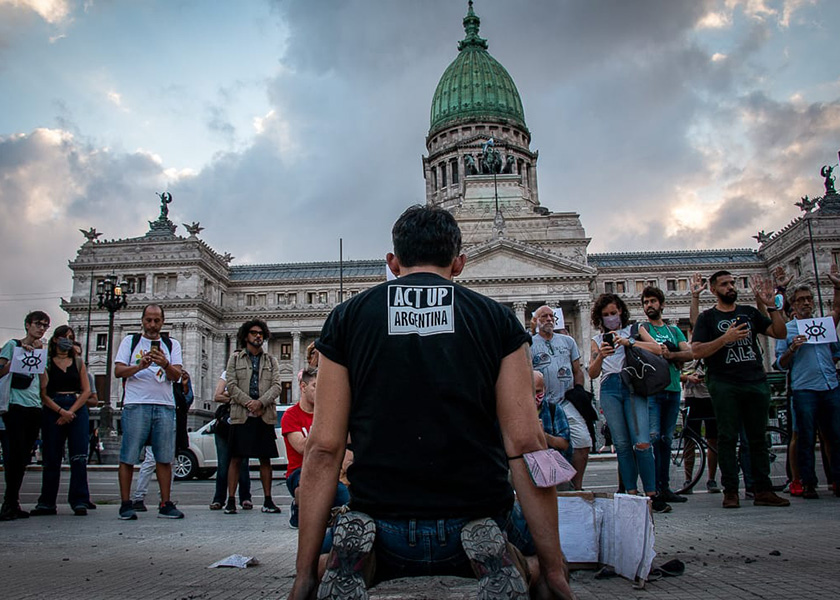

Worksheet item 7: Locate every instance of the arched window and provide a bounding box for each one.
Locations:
[451,159,459,184]
[440,163,447,187]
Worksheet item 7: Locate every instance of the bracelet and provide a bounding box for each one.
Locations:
[766,307,778,313]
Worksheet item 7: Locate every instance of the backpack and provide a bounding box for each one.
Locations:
[620,323,671,397]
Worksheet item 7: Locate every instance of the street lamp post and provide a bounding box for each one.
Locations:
[97,275,133,439]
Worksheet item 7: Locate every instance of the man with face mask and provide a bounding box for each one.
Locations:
[691,271,789,509]
[774,265,840,499]
[533,371,572,463]
[530,305,588,490]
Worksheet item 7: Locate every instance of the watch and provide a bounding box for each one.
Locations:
[627,337,636,347]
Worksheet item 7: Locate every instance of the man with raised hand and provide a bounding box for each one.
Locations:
[289,205,574,600]
[691,272,789,509]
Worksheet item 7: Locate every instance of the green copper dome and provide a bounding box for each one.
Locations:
[429,2,527,136]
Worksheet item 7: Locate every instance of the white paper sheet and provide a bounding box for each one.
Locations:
[208,554,260,569]
[557,495,600,563]
[612,494,655,582]
[796,317,838,344]
[10,347,47,375]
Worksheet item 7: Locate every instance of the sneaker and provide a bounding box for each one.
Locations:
[722,491,740,509]
[158,501,185,519]
[209,502,223,510]
[289,501,299,529]
[261,500,282,514]
[660,490,688,503]
[706,479,721,494]
[802,485,819,500]
[224,499,237,514]
[461,517,529,600]
[680,481,693,494]
[788,479,804,496]
[651,497,672,513]
[118,501,137,520]
[753,491,791,507]
[30,505,58,516]
[72,505,88,516]
[241,500,254,510]
[317,511,376,600]
[84,501,97,510]
[131,500,147,512]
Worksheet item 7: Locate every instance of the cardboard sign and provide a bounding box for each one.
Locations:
[796,317,838,344]
[10,346,47,375]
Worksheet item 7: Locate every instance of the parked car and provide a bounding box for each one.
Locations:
[174,405,290,480]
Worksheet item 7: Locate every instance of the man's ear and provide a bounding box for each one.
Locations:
[450,254,467,278]
[386,252,400,277]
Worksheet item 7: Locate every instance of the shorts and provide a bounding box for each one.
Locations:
[228,417,279,459]
[684,395,718,439]
[560,400,592,449]
[119,404,176,465]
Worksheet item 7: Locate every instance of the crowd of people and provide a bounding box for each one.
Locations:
[1,205,838,600]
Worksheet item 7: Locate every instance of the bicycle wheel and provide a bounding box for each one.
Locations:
[669,429,706,494]
[765,425,790,491]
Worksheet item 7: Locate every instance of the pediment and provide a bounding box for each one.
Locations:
[461,238,595,280]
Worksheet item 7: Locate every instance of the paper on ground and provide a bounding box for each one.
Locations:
[208,554,260,568]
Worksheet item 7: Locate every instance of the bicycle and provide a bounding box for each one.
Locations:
[669,407,790,494]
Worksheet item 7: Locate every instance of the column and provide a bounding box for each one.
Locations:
[512,302,528,329]
[291,331,301,404]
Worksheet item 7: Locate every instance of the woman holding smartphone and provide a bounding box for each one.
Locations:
[588,294,670,512]
[32,326,92,516]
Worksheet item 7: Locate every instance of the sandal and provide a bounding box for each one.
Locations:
[241,500,253,510]
[209,502,223,510]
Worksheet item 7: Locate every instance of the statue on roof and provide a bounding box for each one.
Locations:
[157,191,173,218]
[481,138,502,174]
[821,165,836,195]
[79,227,102,243]
[795,195,818,213]
[752,230,774,244]
[184,221,204,237]
[464,154,478,175]
[502,155,515,174]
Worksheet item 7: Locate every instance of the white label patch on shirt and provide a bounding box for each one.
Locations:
[388,285,455,336]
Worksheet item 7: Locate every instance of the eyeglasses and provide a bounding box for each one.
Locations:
[794,297,813,304]
[248,330,264,337]
[32,321,50,329]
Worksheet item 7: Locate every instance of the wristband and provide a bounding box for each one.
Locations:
[766,307,778,313]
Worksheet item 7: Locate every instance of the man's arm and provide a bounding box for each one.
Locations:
[663,340,693,363]
[752,274,787,339]
[689,272,707,328]
[571,358,584,387]
[829,264,840,326]
[213,377,230,403]
[289,355,350,600]
[258,356,282,407]
[285,431,307,455]
[691,313,748,360]
[496,344,574,599]
[224,354,251,406]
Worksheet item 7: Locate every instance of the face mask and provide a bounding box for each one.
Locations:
[535,391,545,408]
[57,338,74,351]
[602,314,622,331]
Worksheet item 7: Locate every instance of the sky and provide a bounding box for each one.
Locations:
[1,0,839,337]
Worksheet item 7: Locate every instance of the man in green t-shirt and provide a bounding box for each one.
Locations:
[640,287,693,505]
[0,310,50,521]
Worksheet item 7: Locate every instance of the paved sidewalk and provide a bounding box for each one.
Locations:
[1,488,837,599]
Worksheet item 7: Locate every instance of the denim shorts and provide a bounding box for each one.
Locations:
[119,403,176,464]
[326,502,535,583]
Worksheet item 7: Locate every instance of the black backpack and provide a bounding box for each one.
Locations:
[619,323,671,397]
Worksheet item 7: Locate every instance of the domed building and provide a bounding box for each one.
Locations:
[61,2,840,439]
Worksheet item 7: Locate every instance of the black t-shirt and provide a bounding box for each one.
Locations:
[316,272,530,519]
[691,305,772,383]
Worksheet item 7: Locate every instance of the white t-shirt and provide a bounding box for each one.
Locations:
[114,335,182,406]
[593,325,633,378]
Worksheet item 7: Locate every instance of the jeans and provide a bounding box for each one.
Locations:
[325,503,534,583]
[37,394,90,509]
[119,404,176,465]
[133,446,175,502]
[213,432,251,504]
[708,378,772,493]
[2,405,41,508]
[649,390,681,493]
[792,387,840,487]
[599,374,656,494]
[286,467,350,507]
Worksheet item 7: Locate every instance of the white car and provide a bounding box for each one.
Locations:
[174,405,290,480]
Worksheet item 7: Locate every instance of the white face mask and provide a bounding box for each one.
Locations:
[602,314,622,331]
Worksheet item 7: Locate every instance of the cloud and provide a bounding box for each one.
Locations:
[0,0,71,24]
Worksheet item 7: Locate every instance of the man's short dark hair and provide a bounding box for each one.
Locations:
[392,205,462,268]
[237,319,270,349]
[141,304,165,321]
[641,286,665,305]
[24,310,50,326]
[790,285,813,301]
[301,367,318,385]
[591,293,630,330]
[709,271,731,285]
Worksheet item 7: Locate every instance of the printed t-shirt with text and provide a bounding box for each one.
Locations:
[316,271,531,520]
[114,335,182,405]
[281,402,313,474]
[691,305,770,383]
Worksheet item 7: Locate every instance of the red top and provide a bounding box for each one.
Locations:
[281,402,313,474]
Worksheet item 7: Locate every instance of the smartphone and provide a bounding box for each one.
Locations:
[150,340,161,351]
[732,314,749,328]
[602,332,615,346]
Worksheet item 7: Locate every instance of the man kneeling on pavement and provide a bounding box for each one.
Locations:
[289,205,574,600]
